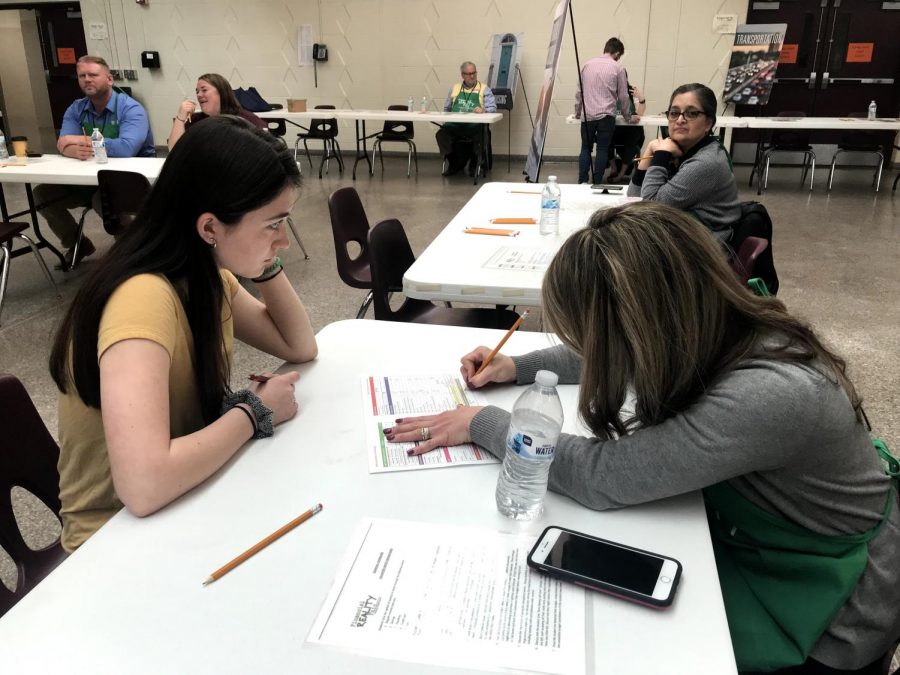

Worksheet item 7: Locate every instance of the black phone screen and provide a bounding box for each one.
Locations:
[546,532,664,595]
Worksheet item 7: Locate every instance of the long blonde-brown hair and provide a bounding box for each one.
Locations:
[542,201,861,438]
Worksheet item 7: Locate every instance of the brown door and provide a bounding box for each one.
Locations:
[33,3,88,132]
[735,0,899,146]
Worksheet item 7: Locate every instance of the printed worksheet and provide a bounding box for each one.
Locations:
[483,246,555,271]
[363,374,498,473]
[308,518,586,675]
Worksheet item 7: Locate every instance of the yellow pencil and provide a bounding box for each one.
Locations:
[202,503,323,585]
[475,310,530,376]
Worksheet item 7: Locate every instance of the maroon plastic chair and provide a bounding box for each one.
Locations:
[729,236,768,284]
[0,373,67,617]
[328,187,373,319]
[367,218,520,328]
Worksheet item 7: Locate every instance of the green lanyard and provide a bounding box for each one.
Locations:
[79,94,121,139]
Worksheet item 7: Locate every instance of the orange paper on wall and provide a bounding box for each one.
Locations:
[57,48,76,64]
[780,44,798,64]
[846,43,874,63]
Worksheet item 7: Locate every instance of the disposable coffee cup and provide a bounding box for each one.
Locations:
[10,136,28,158]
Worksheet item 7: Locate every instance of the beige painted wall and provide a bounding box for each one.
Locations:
[0,10,56,152]
[6,0,750,156]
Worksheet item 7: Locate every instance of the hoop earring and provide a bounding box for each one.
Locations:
[208,239,216,248]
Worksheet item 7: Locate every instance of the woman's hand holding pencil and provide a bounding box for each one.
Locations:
[382,311,527,457]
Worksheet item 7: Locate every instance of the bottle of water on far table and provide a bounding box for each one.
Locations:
[496,370,564,520]
[539,175,561,235]
[420,96,428,112]
[407,95,414,112]
[91,127,108,164]
[867,100,877,121]
[0,133,8,160]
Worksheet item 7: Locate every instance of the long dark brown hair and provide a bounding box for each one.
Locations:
[197,73,242,115]
[49,116,301,423]
[542,201,861,439]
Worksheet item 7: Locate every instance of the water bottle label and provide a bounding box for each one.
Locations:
[542,199,559,209]
[506,430,555,461]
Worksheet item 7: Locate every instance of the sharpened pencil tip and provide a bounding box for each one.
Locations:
[202,576,214,586]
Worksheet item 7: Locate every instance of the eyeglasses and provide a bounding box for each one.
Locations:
[664,108,706,121]
[461,71,477,76]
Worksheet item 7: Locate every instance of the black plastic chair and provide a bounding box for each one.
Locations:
[0,373,68,617]
[328,187,373,318]
[754,111,815,194]
[0,221,59,326]
[828,112,888,192]
[294,105,344,179]
[371,104,418,177]
[97,170,152,236]
[367,218,520,328]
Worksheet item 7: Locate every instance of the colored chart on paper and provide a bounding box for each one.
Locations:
[362,375,497,473]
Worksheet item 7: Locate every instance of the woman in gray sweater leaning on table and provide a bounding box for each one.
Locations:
[385,202,900,674]
[628,83,740,240]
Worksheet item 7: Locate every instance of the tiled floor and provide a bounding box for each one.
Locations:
[2,154,899,667]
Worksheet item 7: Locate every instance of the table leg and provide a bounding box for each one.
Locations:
[25,183,66,270]
[0,183,9,222]
[352,120,372,180]
[474,125,486,186]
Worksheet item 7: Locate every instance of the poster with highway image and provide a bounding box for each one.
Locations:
[723,23,787,107]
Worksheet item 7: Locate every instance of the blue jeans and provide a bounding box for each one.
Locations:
[578,116,616,184]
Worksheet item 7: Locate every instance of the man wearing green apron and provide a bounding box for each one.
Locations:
[34,55,155,268]
[436,61,497,176]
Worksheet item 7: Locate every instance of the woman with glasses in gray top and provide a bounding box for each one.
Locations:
[628,83,740,240]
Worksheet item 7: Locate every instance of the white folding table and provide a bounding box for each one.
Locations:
[0,320,736,674]
[0,155,164,269]
[258,109,503,183]
[403,181,625,307]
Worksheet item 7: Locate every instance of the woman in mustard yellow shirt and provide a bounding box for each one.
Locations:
[49,116,318,551]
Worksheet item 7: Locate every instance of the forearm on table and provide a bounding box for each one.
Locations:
[511,344,582,385]
[112,407,254,517]
[641,156,717,208]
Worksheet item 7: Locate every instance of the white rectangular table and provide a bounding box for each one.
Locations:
[404,181,624,306]
[0,155,164,269]
[565,114,748,129]
[259,109,503,183]
[0,320,736,674]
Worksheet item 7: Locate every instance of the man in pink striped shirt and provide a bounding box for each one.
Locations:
[574,37,631,183]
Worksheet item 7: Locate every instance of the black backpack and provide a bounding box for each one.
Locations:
[233,87,272,112]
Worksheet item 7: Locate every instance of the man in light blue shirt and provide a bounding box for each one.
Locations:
[34,55,155,267]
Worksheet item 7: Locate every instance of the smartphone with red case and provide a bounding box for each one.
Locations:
[527,526,682,608]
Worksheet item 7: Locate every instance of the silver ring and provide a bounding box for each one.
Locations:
[419,427,430,441]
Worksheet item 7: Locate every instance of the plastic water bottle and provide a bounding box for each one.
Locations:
[496,370,564,520]
[420,96,428,113]
[407,95,414,112]
[0,133,8,160]
[91,127,108,164]
[539,175,561,235]
[867,100,877,121]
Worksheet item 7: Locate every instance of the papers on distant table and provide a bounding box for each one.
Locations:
[308,518,586,675]
[483,246,555,271]
[363,374,498,473]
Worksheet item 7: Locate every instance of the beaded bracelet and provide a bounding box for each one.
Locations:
[252,256,283,283]
[221,389,274,439]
